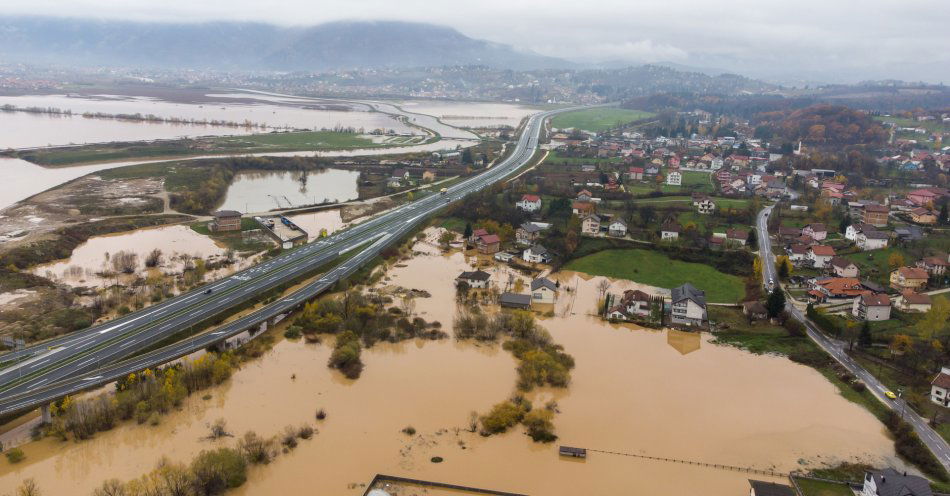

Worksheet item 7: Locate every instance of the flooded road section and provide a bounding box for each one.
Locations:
[218,168,361,213]
[31,225,227,287]
[0,230,898,495]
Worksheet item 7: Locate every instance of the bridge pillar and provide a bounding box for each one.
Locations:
[40,404,52,423]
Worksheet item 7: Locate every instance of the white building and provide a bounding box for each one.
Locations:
[581,214,601,235]
[666,171,682,186]
[455,270,491,289]
[522,245,553,264]
[932,367,950,408]
[516,194,542,212]
[852,293,891,321]
[857,231,889,251]
[607,219,627,237]
[670,283,707,326]
[530,278,557,304]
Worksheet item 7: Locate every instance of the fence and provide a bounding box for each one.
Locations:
[587,448,789,478]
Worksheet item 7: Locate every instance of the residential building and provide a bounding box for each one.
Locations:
[748,479,795,496]
[853,293,892,321]
[829,257,859,278]
[499,292,531,310]
[580,214,601,235]
[670,283,707,327]
[627,167,644,181]
[607,219,627,237]
[802,223,827,241]
[811,277,871,300]
[516,194,542,212]
[862,468,933,496]
[808,245,836,268]
[910,207,937,225]
[475,234,501,254]
[908,188,943,206]
[898,291,932,313]
[666,171,682,186]
[857,230,889,251]
[890,266,929,291]
[620,289,653,317]
[523,245,553,264]
[530,278,557,304]
[932,367,950,408]
[516,222,544,245]
[861,204,890,227]
[211,210,242,232]
[455,270,491,289]
[660,221,681,241]
[572,201,595,215]
[470,228,488,244]
[726,228,748,247]
[787,244,810,263]
[917,256,948,276]
[696,198,716,214]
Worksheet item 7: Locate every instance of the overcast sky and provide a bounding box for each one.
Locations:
[2,0,948,83]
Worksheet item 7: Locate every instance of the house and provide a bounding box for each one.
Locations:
[620,289,653,317]
[853,293,891,321]
[666,171,682,186]
[890,266,929,291]
[627,167,644,181]
[726,228,748,247]
[516,222,545,245]
[748,479,795,496]
[857,230,889,251]
[523,245,553,264]
[908,188,943,206]
[845,223,872,241]
[607,219,627,237]
[580,214,601,235]
[470,228,488,244]
[931,367,950,408]
[829,257,860,278]
[862,468,933,496]
[670,283,707,327]
[475,234,501,254]
[696,198,716,214]
[211,210,242,232]
[917,256,948,276]
[516,194,542,212]
[572,201,595,215]
[802,223,828,241]
[766,180,787,196]
[895,226,924,242]
[456,270,491,289]
[530,278,557,304]
[861,204,890,227]
[499,292,531,310]
[742,301,768,321]
[787,244,810,263]
[807,245,836,268]
[576,189,593,202]
[661,221,681,241]
[813,277,871,299]
[778,226,803,241]
[898,291,932,313]
[910,207,937,225]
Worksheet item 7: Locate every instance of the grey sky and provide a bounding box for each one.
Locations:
[2,0,948,83]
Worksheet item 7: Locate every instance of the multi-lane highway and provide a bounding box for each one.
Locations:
[0,105,579,415]
[755,205,950,471]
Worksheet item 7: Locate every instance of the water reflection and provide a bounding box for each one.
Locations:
[218,169,360,213]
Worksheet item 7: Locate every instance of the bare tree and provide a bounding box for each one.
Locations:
[596,279,612,301]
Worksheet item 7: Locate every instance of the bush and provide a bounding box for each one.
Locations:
[522,409,557,443]
[147,412,161,426]
[297,425,315,440]
[328,331,363,379]
[5,447,25,464]
[238,431,273,465]
[316,408,327,420]
[190,447,248,493]
[283,326,302,339]
[883,411,949,482]
[401,426,416,436]
[280,427,298,449]
[480,401,528,435]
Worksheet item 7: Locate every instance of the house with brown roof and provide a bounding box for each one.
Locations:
[572,201,595,215]
[812,277,870,299]
[516,194,542,212]
[787,244,810,263]
[211,210,242,232]
[890,266,929,291]
[726,228,748,246]
[802,223,828,241]
[853,293,892,321]
[916,256,948,276]
[861,204,890,227]
[932,367,950,408]
[580,214,601,235]
[620,289,654,318]
[910,207,937,225]
[856,230,889,251]
[660,221,681,241]
[829,257,859,278]
[475,234,501,254]
[807,245,836,268]
[898,291,932,313]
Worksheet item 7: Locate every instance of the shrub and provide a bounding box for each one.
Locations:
[328,331,363,379]
[5,447,25,464]
[147,412,161,426]
[297,425,315,440]
[238,431,273,465]
[316,408,327,420]
[283,326,302,339]
[480,401,528,435]
[401,426,416,436]
[190,447,248,493]
[280,427,298,449]
[522,409,557,443]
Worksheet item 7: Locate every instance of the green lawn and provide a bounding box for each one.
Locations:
[565,248,745,302]
[550,108,654,133]
[843,247,907,284]
[794,478,855,496]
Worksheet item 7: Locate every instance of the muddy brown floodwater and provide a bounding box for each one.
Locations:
[0,229,900,495]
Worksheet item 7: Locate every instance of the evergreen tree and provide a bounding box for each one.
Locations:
[859,321,872,347]
[463,222,473,239]
[766,288,786,318]
[839,216,851,234]
[747,228,757,247]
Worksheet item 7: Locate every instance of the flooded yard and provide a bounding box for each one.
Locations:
[0,230,900,495]
[218,168,361,213]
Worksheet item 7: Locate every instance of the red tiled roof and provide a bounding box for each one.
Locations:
[861,293,891,307]
[521,194,541,202]
[897,267,929,280]
[901,291,932,305]
[810,245,836,256]
[933,372,950,389]
[478,234,501,244]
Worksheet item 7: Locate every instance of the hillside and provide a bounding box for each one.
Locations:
[754,104,888,145]
[0,17,570,71]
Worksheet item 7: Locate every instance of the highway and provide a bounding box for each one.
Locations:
[755,205,950,472]
[0,105,577,415]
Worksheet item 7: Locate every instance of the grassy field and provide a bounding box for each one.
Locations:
[13,131,388,166]
[565,248,745,302]
[550,108,654,133]
[843,247,907,284]
[794,478,855,496]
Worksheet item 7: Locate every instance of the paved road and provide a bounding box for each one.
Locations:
[0,105,580,415]
[755,205,950,471]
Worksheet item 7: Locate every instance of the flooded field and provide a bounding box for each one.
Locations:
[398,100,539,128]
[285,209,348,241]
[31,225,227,287]
[0,230,900,495]
[219,169,361,213]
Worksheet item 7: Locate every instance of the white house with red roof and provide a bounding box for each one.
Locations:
[516,194,542,212]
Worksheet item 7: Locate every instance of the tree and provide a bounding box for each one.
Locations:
[463,222,473,240]
[890,334,913,355]
[765,288,786,318]
[775,256,792,279]
[839,216,851,234]
[746,228,757,247]
[941,203,949,226]
[914,297,950,341]
[859,321,872,347]
[753,257,763,281]
[887,252,906,271]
